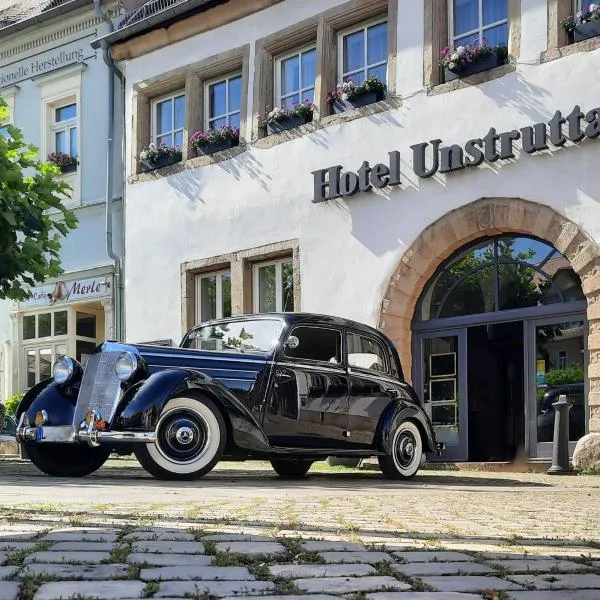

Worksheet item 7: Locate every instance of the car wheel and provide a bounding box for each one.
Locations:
[378,420,423,480]
[271,459,313,478]
[134,396,225,480]
[24,443,110,477]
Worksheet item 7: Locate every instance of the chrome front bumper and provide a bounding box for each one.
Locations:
[16,425,156,448]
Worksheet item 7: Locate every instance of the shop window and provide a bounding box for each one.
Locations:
[275,46,317,108]
[253,257,294,313]
[417,235,584,321]
[52,100,78,159]
[339,19,388,85]
[151,91,185,147]
[25,344,66,389]
[284,326,342,363]
[23,311,69,339]
[195,270,232,323]
[76,312,97,338]
[558,350,568,370]
[205,73,242,130]
[347,332,388,372]
[450,0,508,47]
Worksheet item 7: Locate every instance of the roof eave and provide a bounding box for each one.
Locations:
[0,0,91,38]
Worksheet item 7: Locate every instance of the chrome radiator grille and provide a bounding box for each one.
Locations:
[72,351,122,427]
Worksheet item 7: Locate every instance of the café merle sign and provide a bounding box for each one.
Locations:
[21,277,111,308]
[311,103,599,203]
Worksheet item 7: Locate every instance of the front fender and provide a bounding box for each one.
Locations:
[377,400,438,454]
[114,369,270,452]
[17,379,78,426]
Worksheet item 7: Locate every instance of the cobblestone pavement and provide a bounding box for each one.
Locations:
[1,457,600,599]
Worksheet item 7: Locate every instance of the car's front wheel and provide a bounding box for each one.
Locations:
[25,443,110,477]
[134,396,225,480]
[378,420,423,480]
[271,458,313,478]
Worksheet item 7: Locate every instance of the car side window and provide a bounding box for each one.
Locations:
[347,332,388,373]
[284,326,342,364]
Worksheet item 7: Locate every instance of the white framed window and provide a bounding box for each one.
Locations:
[253,258,294,313]
[204,73,242,130]
[558,350,568,370]
[449,0,508,47]
[21,306,100,388]
[195,270,232,323]
[275,46,317,109]
[151,91,185,147]
[51,99,78,158]
[338,18,388,85]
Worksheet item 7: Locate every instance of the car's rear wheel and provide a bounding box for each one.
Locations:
[271,458,313,478]
[134,396,225,480]
[378,420,423,480]
[24,443,110,477]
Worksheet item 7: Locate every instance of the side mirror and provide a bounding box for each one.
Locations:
[284,335,300,349]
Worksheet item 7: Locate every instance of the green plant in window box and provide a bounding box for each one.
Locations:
[258,99,314,135]
[190,125,240,156]
[440,41,508,82]
[47,151,78,174]
[327,76,387,113]
[561,4,600,42]
[138,142,182,172]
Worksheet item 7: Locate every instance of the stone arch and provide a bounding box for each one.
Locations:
[379,197,600,435]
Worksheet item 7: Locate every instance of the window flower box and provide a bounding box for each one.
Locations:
[562,4,600,43]
[195,138,239,156]
[327,76,386,115]
[139,143,182,172]
[260,100,314,136]
[47,151,78,174]
[574,20,600,42]
[440,42,507,83]
[191,125,240,156]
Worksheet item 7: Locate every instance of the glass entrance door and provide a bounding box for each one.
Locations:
[526,315,587,458]
[414,329,468,460]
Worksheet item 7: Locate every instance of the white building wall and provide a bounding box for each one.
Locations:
[120,0,600,344]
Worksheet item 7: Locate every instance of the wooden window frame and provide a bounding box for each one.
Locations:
[274,44,317,108]
[204,72,243,130]
[151,90,185,147]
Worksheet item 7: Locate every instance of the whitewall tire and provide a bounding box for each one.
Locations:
[134,396,225,480]
[378,420,423,480]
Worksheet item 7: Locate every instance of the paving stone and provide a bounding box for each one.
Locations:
[0,566,17,579]
[509,573,600,590]
[214,541,286,556]
[421,576,525,592]
[320,551,393,563]
[22,563,130,580]
[0,581,19,600]
[43,531,119,542]
[301,541,366,552]
[269,563,376,578]
[295,576,410,594]
[0,542,37,552]
[0,532,37,541]
[220,596,339,600]
[202,533,274,542]
[50,541,115,551]
[33,581,145,600]
[124,531,195,541]
[393,552,475,563]
[507,592,600,599]
[480,552,545,560]
[367,594,482,600]
[488,559,592,573]
[392,561,494,576]
[132,540,205,554]
[24,551,112,564]
[140,565,253,581]
[127,552,212,566]
[0,553,4,566]
[155,580,275,597]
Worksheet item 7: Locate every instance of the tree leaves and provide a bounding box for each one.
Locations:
[0,97,78,301]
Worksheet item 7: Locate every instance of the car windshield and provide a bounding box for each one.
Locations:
[182,319,283,353]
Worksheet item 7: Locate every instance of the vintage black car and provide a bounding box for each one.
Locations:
[16,313,442,480]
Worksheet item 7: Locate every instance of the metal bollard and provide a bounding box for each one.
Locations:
[547,394,573,475]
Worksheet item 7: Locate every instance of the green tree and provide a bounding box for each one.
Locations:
[0,98,77,300]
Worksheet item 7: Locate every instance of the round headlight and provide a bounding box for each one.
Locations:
[115,351,139,382]
[53,356,75,384]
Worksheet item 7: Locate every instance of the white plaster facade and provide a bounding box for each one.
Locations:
[0,1,124,399]
[113,0,600,459]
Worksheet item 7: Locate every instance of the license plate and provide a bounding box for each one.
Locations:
[36,427,43,442]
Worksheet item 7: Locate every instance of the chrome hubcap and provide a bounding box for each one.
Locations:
[156,410,210,465]
[176,426,194,445]
[395,431,418,469]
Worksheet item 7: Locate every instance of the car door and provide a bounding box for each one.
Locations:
[345,330,399,448]
[263,325,349,448]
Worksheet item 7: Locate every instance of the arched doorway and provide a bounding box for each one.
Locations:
[379,198,600,462]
